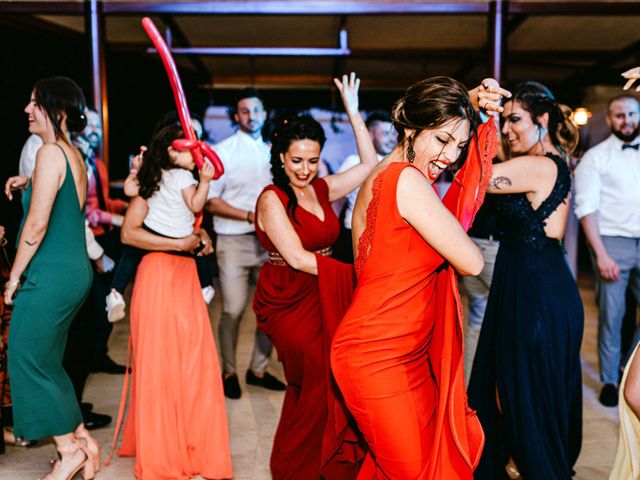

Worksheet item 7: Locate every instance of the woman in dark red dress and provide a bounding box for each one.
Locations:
[331,77,507,479]
[253,73,377,479]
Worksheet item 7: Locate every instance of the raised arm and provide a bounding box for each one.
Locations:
[121,196,200,252]
[468,78,512,114]
[183,161,215,212]
[397,167,483,276]
[4,145,65,304]
[324,73,379,202]
[124,147,145,197]
[256,190,318,275]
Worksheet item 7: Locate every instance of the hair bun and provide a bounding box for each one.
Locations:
[67,109,87,133]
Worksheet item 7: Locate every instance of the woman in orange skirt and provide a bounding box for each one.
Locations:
[114,197,232,479]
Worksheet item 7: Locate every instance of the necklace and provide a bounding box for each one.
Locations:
[293,185,308,197]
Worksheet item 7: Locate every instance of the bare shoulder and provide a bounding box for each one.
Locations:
[397,166,438,201]
[34,144,66,175]
[257,188,282,211]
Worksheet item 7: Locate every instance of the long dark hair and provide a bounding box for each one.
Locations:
[270,115,326,222]
[33,76,87,138]
[508,81,579,157]
[137,122,185,199]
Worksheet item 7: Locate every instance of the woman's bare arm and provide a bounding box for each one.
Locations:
[397,167,483,276]
[257,190,318,275]
[324,73,379,202]
[4,145,66,303]
[487,155,555,195]
[121,196,200,252]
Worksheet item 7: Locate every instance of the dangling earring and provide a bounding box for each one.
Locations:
[281,162,285,169]
[407,137,416,164]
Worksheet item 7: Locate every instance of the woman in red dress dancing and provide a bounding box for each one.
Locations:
[331,77,507,479]
[253,73,377,479]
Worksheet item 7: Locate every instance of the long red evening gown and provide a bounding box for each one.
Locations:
[113,253,233,480]
[253,178,365,480]
[331,120,497,479]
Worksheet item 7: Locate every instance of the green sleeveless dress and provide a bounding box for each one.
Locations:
[8,145,92,439]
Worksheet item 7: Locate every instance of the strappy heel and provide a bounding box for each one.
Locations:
[75,426,101,473]
[39,440,95,480]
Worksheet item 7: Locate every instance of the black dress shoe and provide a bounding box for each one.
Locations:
[223,374,241,399]
[82,411,112,430]
[599,383,619,407]
[90,355,130,374]
[246,370,286,391]
[80,402,94,415]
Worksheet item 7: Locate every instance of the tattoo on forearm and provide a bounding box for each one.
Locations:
[489,176,512,190]
[25,239,37,246]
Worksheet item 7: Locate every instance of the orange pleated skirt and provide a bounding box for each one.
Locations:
[118,253,232,480]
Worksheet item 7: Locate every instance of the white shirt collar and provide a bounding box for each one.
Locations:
[236,129,264,145]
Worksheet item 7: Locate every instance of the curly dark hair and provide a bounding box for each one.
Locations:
[137,122,185,199]
[269,115,326,223]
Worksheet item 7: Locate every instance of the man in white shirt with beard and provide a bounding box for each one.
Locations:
[206,88,285,399]
[575,94,640,407]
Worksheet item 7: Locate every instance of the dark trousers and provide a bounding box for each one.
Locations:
[112,245,212,294]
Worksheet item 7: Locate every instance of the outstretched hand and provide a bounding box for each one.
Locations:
[622,67,640,91]
[334,72,361,117]
[4,176,29,200]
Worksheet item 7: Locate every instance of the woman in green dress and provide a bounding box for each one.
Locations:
[3,77,98,480]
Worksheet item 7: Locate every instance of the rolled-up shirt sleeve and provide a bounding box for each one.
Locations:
[573,151,601,220]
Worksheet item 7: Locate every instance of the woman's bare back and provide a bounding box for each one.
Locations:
[351,158,397,261]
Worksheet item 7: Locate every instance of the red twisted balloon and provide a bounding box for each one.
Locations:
[142,17,224,180]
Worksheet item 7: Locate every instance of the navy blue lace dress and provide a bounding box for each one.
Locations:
[468,153,583,480]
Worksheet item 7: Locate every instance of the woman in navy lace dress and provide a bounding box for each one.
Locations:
[468,82,583,480]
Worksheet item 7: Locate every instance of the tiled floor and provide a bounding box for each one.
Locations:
[0,278,621,479]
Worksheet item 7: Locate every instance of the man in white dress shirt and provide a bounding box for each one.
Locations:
[574,94,640,407]
[206,88,285,399]
[334,111,396,263]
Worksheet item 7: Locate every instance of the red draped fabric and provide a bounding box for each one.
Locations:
[253,178,365,479]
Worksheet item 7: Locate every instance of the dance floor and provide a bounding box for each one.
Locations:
[0,274,619,479]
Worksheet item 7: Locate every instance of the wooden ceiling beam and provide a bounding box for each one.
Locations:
[107,43,622,63]
[103,2,489,16]
[2,1,639,16]
[0,14,84,40]
[510,2,640,15]
[0,2,82,14]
